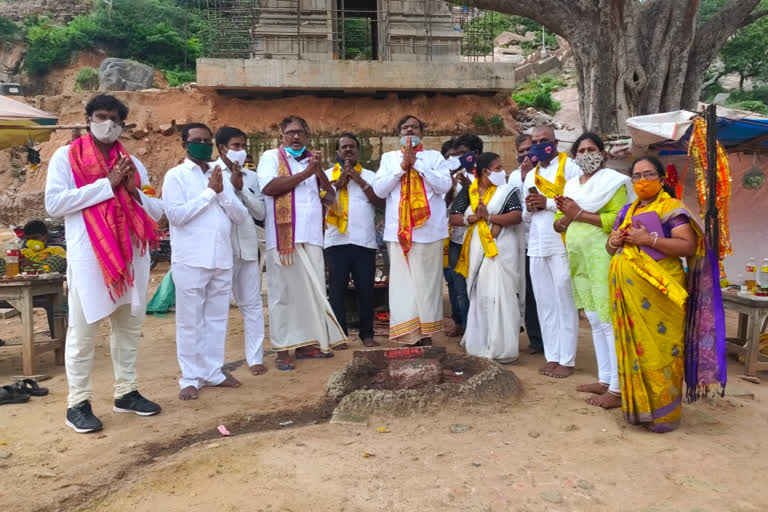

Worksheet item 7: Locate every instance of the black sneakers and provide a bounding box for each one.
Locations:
[113,390,161,416]
[65,401,103,433]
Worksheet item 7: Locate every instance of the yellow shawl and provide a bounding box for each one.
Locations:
[326,161,363,234]
[397,145,430,255]
[534,152,567,198]
[455,180,497,278]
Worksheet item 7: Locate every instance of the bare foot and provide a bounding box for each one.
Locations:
[179,386,199,401]
[576,382,609,394]
[333,343,349,350]
[415,337,432,347]
[550,365,574,379]
[361,337,380,347]
[249,364,267,376]
[586,391,622,409]
[539,361,558,375]
[215,374,241,388]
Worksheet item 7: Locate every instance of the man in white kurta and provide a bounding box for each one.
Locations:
[45,95,164,433]
[257,115,346,371]
[163,124,248,400]
[523,125,582,378]
[213,126,268,375]
[373,116,456,345]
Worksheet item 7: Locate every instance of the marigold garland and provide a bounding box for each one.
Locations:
[687,117,733,260]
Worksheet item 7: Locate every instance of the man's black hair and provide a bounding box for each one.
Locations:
[85,95,128,121]
[181,123,212,142]
[515,133,532,147]
[441,138,456,157]
[396,115,425,133]
[336,132,361,151]
[215,126,247,147]
[23,220,47,236]
[279,115,310,133]
[455,134,484,154]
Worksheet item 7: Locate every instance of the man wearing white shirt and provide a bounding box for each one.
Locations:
[373,115,457,345]
[442,134,482,338]
[522,125,582,379]
[258,116,346,371]
[213,126,268,376]
[325,133,385,348]
[45,95,164,433]
[163,123,249,400]
[507,133,544,355]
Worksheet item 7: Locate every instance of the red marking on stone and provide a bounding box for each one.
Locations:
[384,347,424,359]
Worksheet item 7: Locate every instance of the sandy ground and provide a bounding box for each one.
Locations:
[0,263,767,512]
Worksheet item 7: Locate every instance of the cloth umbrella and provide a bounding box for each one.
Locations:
[0,95,58,150]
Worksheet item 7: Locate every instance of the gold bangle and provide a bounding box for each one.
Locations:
[608,237,619,249]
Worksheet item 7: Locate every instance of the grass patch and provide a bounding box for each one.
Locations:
[511,77,564,113]
[74,66,99,92]
[163,69,196,87]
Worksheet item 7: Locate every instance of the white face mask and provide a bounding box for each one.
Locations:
[488,170,507,187]
[227,149,247,167]
[574,152,603,174]
[90,119,122,144]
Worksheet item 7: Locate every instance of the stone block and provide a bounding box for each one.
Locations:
[99,58,154,92]
[158,123,175,136]
[493,31,526,47]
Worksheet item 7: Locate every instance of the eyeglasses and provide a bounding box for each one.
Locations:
[631,171,660,182]
[283,130,306,137]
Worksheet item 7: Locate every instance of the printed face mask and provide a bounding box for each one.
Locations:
[528,141,557,165]
[399,135,422,148]
[459,151,476,172]
[574,152,603,174]
[90,119,122,144]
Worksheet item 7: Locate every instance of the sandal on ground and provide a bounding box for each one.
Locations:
[14,379,48,397]
[295,348,334,359]
[275,359,295,371]
[0,385,30,405]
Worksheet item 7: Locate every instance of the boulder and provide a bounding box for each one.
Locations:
[158,122,176,136]
[493,31,526,47]
[99,58,154,92]
[524,31,537,41]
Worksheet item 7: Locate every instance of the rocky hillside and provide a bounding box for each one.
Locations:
[0,0,92,24]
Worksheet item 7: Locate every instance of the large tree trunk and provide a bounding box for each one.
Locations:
[463,0,767,134]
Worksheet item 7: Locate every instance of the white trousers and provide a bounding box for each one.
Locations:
[172,263,233,389]
[530,253,579,367]
[584,311,619,393]
[66,279,144,407]
[232,257,265,366]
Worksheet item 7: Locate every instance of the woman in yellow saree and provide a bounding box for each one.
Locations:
[606,156,726,433]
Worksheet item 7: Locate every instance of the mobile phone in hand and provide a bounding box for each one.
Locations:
[529,187,539,194]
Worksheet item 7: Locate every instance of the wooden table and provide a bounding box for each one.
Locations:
[0,276,66,376]
[723,291,768,377]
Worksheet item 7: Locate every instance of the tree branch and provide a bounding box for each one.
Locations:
[739,8,768,27]
[459,0,585,37]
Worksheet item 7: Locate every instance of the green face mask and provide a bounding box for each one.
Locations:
[187,141,213,161]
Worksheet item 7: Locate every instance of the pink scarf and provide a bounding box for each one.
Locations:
[68,135,159,300]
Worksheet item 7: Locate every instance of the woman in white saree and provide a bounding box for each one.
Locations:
[449,152,525,363]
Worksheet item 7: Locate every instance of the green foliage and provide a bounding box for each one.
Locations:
[489,114,504,132]
[721,16,768,88]
[74,66,99,91]
[0,16,20,40]
[473,114,488,129]
[461,12,558,57]
[163,69,197,87]
[729,100,768,114]
[23,0,207,74]
[697,0,728,24]
[341,18,373,60]
[729,87,768,104]
[512,77,563,113]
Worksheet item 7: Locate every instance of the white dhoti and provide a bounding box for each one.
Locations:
[265,243,346,351]
[232,257,265,366]
[460,184,525,362]
[172,263,233,389]
[387,239,444,344]
[530,253,579,367]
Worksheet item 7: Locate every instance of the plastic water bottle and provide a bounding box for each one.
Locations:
[757,258,768,289]
[737,274,746,292]
[745,257,757,293]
